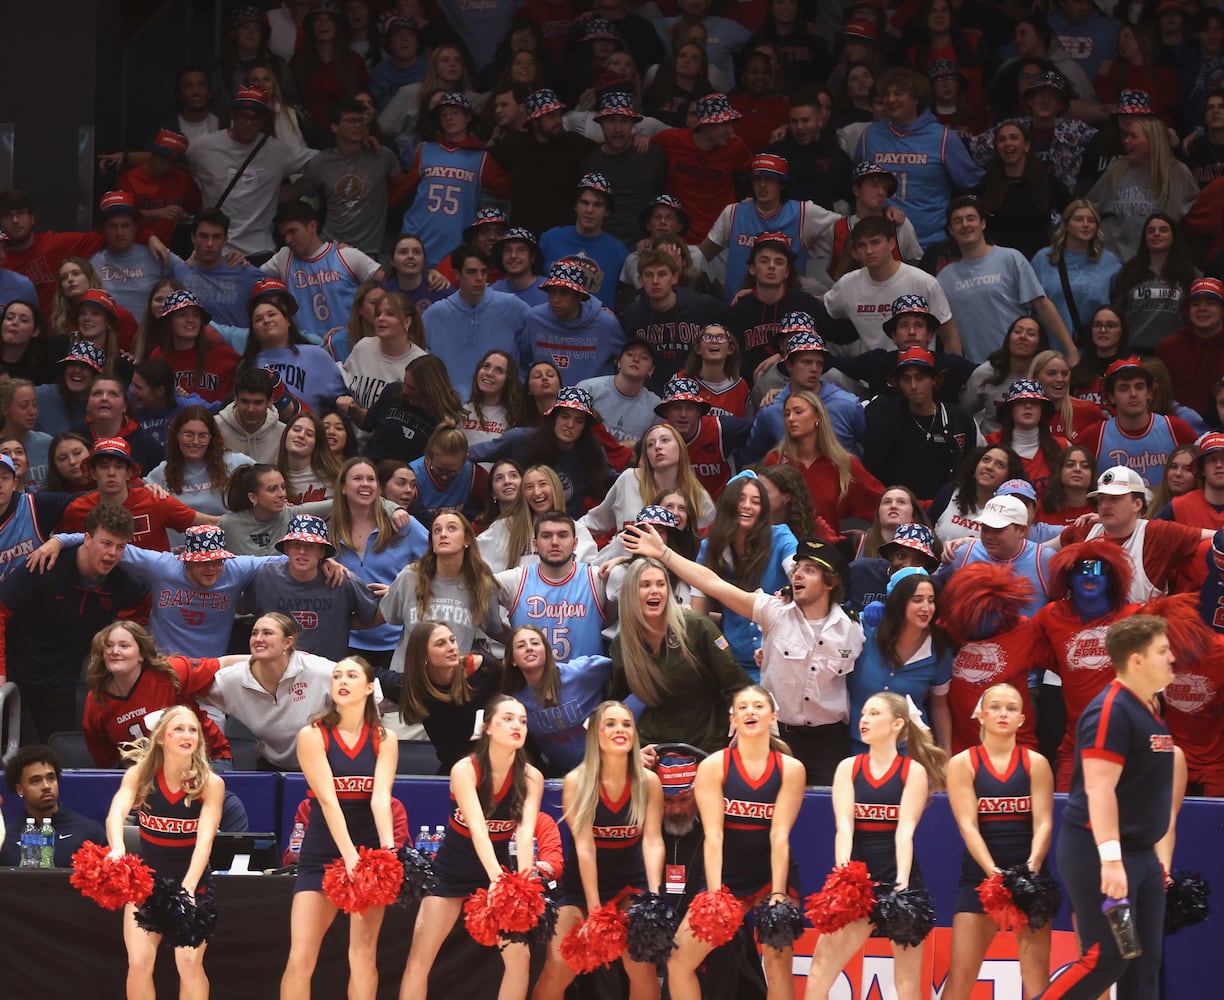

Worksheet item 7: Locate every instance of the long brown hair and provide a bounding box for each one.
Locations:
[406,354,465,424]
[472,694,529,822]
[467,349,523,429]
[313,655,386,739]
[702,475,773,589]
[277,411,343,502]
[164,406,229,494]
[500,624,561,708]
[399,620,475,723]
[330,456,400,554]
[858,486,936,560]
[85,621,181,704]
[875,572,950,671]
[413,512,495,624]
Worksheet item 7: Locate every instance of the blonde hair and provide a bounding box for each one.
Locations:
[502,465,565,570]
[975,682,1023,742]
[771,389,852,500]
[119,706,213,807]
[869,691,947,791]
[1106,116,1178,213]
[1045,198,1105,264]
[615,558,694,706]
[564,701,647,832]
[637,423,706,528]
[1028,349,1075,437]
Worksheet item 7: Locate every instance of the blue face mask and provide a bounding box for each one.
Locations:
[1069,570,1110,620]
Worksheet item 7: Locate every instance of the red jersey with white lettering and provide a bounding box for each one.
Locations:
[948,622,1040,756]
[1029,600,1140,785]
[82,656,228,767]
[721,747,783,897]
[685,415,737,500]
[1163,638,1224,795]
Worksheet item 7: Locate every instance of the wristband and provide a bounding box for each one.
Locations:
[1097,839,1122,863]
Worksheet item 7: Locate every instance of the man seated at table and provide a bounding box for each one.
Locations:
[0,745,104,867]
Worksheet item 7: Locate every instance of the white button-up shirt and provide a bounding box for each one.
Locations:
[754,592,863,728]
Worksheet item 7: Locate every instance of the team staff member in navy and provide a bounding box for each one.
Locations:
[622,524,863,786]
[0,744,105,866]
[1040,615,1178,1000]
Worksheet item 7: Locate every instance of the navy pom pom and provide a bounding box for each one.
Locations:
[754,896,804,950]
[871,886,935,948]
[1165,871,1211,935]
[626,892,679,966]
[396,846,436,907]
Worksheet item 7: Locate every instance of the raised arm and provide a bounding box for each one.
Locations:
[620,523,758,619]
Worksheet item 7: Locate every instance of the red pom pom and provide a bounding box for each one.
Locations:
[804,861,877,935]
[322,848,405,915]
[977,871,1027,931]
[70,841,154,911]
[464,888,501,947]
[687,887,745,947]
[487,868,547,934]
[560,904,629,974]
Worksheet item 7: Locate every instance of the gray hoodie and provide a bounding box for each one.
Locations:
[216,402,283,465]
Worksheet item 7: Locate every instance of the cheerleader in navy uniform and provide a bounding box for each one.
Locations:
[398,694,544,1000]
[281,656,399,1000]
[806,691,947,1000]
[1041,616,1179,1000]
[103,705,225,1000]
[668,684,806,1000]
[943,683,1055,1000]
[532,700,665,1000]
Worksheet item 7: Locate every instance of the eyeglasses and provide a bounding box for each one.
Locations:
[179,431,211,441]
[701,333,729,343]
[429,462,463,481]
[1073,560,1104,576]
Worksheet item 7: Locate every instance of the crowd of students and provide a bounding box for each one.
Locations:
[1,0,1223,997]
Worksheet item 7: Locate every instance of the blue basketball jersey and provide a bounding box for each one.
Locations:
[285,242,362,337]
[0,494,46,570]
[402,144,488,267]
[1095,415,1179,488]
[724,200,809,304]
[506,563,606,661]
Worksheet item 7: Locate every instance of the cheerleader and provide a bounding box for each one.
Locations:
[103,705,224,999]
[806,692,947,1000]
[398,695,544,1000]
[668,685,806,1000]
[943,683,1054,1000]
[532,700,664,1000]
[281,657,399,1000]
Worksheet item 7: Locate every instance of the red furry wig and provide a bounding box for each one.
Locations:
[1140,593,1214,671]
[1047,540,1133,606]
[938,563,1037,645]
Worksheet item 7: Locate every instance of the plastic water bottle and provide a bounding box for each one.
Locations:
[415,825,433,857]
[38,818,54,869]
[19,818,38,869]
[433,825,446,854]
[287,822,305,864]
